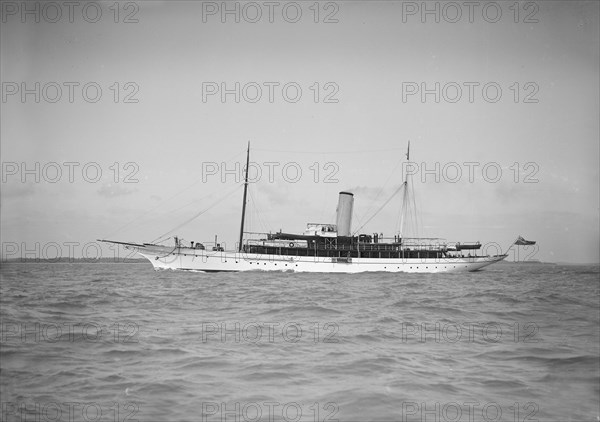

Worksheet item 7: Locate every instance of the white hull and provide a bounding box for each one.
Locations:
[129,245,507,273]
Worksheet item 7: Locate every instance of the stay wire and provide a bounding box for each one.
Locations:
[102,148,246,240]
[151,183,242,244]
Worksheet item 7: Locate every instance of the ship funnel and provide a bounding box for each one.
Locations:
[336,191,354,236]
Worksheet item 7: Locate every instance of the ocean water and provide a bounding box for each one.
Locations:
[1,262,598,422]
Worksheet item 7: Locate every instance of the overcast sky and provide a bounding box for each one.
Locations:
[2,1,599,263]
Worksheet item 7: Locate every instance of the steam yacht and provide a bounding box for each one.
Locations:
[100,144,532,273]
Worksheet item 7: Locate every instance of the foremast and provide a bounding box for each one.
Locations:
[238,142,250,252]
[399,141,410,239]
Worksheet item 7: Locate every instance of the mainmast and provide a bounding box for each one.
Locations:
[399,141,410,239]
[238,142,250,252]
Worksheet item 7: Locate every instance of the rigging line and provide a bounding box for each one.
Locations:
[161,185,238,217]
[403,183,415,238]
[394,196,402,234]
[253,147,408,155]
[248,189,266,233]
[357,156,406,226]
[151,184,242,243]
[352,209,364,232]
[352,183,406,235]
[152,235,172,245]
[102,148,246,240]
[399,180,409,237]
[247,186,269,234]
[395,182,408,235]
[129,188,226,230]
[410,175,420,239]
